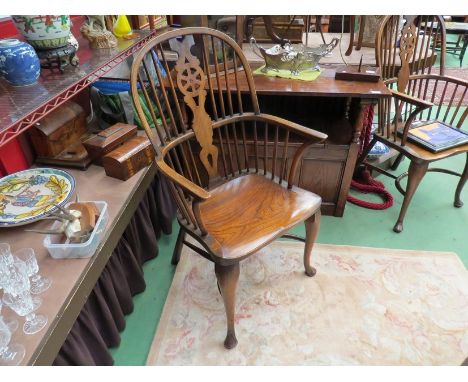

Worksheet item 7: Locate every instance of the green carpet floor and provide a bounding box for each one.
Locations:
[110,154,468,365]
[109,33,467,366]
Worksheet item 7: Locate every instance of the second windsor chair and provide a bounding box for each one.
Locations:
[359,16,468,233]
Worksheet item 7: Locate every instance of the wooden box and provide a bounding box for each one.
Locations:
[334,66,381,82]
[83,123,137,165]
[29,101,87,158]
[102,136,155,181]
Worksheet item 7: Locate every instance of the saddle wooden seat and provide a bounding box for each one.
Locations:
[199,174,322,262]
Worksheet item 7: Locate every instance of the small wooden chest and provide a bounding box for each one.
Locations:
[29,101,87,158]
[102,136,155,180]
[83,123,137,165]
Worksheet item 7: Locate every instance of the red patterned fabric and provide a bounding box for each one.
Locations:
[347,105,394,210]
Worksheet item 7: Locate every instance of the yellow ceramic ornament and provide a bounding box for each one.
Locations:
[113,15,132,38]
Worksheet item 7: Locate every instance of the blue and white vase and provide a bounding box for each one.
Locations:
[0,39,40,86]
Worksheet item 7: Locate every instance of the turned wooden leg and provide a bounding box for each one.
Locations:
[356,137,377,167]
[171,227,186,265]
[394,161,428,233]
[454,153,468,208]
[215,262,240,349]
[304,211,321,277]
[345,15,355,56]
[391,153,405,171]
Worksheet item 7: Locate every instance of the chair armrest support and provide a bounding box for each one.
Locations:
[390,89,433,109]
[287,140,316,189]
[257,114,328,188]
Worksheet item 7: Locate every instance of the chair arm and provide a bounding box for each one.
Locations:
[439,74,468,88]
[156,158,211,200]
[214,112,328,188]
[256,113,328,143]
[212,112,328,143]
[389,89,433,109]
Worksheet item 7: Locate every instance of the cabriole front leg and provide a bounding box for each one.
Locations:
[393,161,428,233]
[304,211,321,277]
[215,262,240,349]
[454,153,468,208]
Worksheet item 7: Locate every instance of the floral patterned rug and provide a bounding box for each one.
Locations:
[146,242,468,365]
[427,68,468,106]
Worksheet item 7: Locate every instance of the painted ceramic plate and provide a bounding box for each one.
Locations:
[0,168,75,227]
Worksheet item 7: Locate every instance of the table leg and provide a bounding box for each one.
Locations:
[460,35,468,67]
[345,16,356,56]
[335,98,376,216]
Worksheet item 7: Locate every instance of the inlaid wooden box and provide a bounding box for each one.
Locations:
[102,136,155,181]
[29,101,87,158]
[83,123,137,165]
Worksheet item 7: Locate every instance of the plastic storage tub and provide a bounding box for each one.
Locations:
[43,201,109,259]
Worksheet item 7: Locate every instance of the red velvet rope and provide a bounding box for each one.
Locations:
[347,170,394,209]
[346,105,394,210]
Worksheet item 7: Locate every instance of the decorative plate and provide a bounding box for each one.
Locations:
[0,168,75,227]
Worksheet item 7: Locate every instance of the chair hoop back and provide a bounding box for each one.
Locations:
[376,15,446,82]
[130,27,260,164]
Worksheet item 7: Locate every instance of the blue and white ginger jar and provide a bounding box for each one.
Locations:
[0,39,40,86]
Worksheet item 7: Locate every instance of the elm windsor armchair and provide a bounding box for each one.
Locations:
[130,27,326,349]
[359,16,468,233]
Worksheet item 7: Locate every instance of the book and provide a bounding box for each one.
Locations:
[398,120,468,153]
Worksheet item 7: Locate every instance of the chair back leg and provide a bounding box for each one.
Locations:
[394,161,428,233]
[390,153,405,171]
[171,227,187,265]
[356,137,378,168]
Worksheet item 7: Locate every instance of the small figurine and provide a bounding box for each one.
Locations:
[80,16,117,49]
[85,16,107,31]
[26,198,100,244]
[112,15,132,38]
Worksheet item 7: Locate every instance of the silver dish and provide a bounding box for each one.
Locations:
[250,37,339,76]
